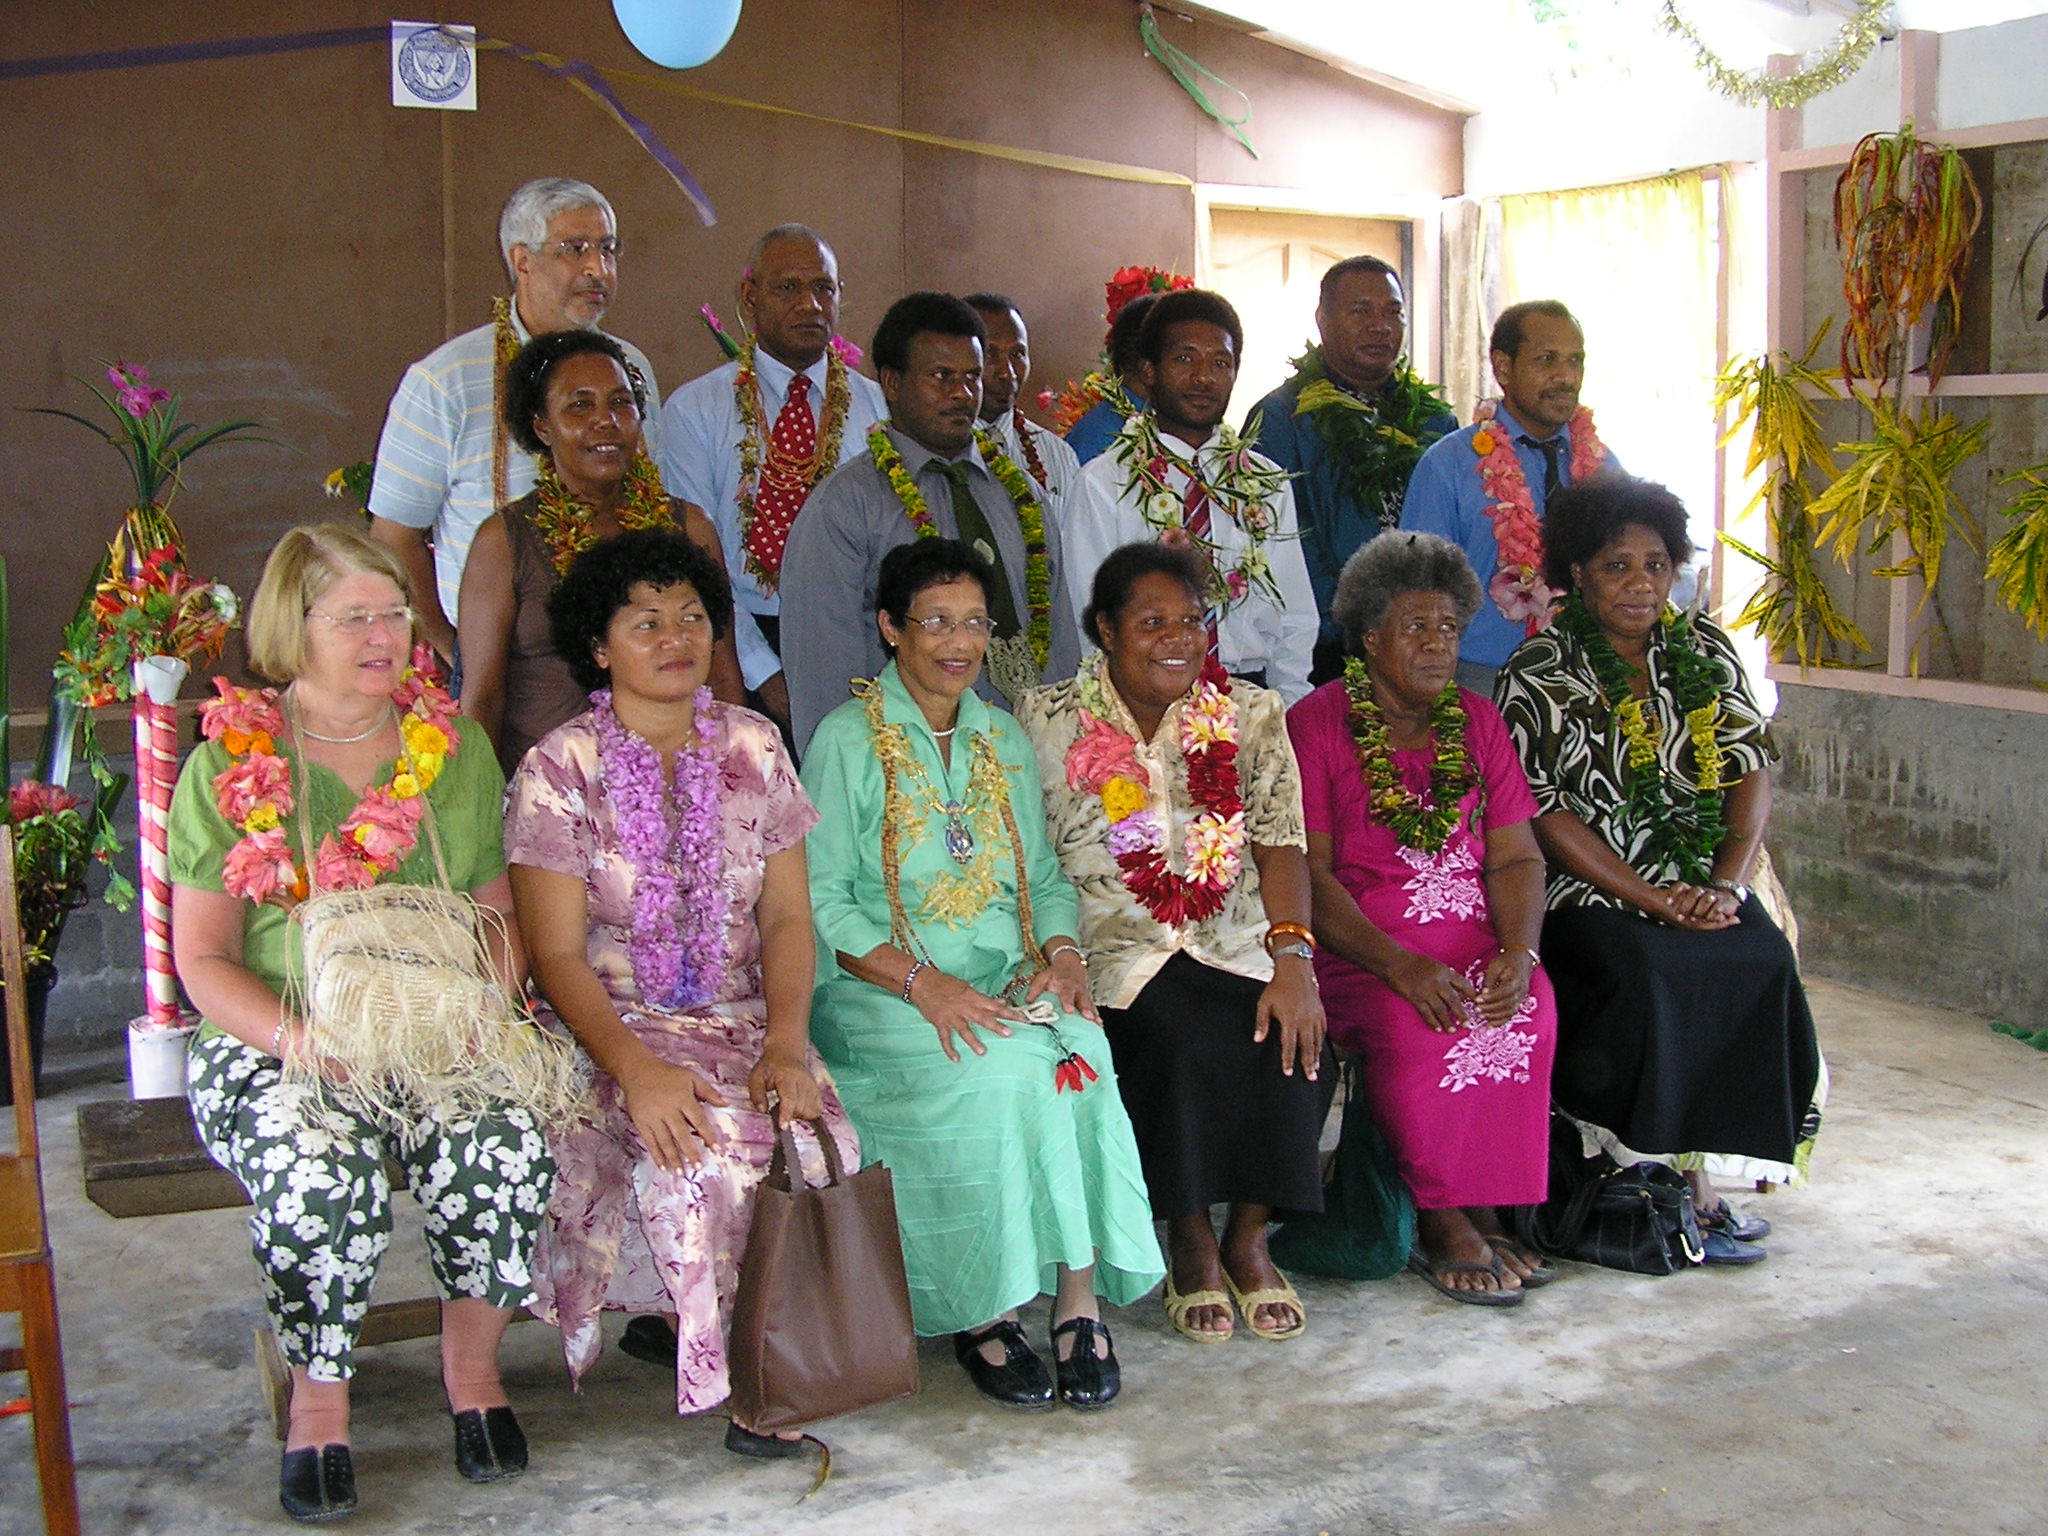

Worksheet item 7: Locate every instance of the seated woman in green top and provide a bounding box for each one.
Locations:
[169,522,554,1523]
[801,538,1164,1414]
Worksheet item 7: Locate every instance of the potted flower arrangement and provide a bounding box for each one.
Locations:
[1,556,121,1104]
[29,358,267,1092]
[0,779,96,1106]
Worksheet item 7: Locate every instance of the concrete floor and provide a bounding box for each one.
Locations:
[6,976,2048,1536]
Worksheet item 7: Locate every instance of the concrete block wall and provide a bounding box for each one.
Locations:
[1770,682,2048,1028]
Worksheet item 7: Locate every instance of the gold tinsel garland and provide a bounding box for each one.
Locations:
[1658,0,1890,112]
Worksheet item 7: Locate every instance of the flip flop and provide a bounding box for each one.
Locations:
[1484,1234,1559,1289]
[1406,1246,1525,1307]
[1163,1276,1234,1342]
[1223,1271,1307,1341]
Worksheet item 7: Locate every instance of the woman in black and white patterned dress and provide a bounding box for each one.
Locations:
[1495,476,1820,1264]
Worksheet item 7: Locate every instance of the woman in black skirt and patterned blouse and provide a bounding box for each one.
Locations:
[1018,543,1335,1343]
[1495,476,1820,1263]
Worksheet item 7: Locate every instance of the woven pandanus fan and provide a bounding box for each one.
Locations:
[284,885,586,1129]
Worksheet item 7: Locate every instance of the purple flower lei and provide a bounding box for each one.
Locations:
[593,687,727,1009]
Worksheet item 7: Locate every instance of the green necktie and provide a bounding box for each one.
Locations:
[927,458,1019,637]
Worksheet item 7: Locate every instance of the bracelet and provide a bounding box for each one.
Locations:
[1502,945,1540,966]
[1264,921,1316,955]
[270,1020,288,1059]
[1043,942,1085,967]
[901,959,928,1004]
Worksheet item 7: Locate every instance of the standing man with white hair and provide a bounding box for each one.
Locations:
[369,177,666,667]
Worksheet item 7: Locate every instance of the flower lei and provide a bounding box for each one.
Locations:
[865,422,1052,691]
[1064,653,1245,928]
[1286,345,1455,531]
[530,452,675,576]
[733,343,852,589]
[593,686,728,1010]
[491,297,521,510]
[1109,412,1292,613]
[1342,657,1475,854]
[1469,400,1608,631]
[1554,592,1729,881]
[204,653,459,906]
[863,683,1010,931]
[861,678,1097,1092]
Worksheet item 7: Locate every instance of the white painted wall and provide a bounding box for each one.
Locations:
[1465,13,2048,197]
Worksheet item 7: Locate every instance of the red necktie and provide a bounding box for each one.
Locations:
[747,372,817,584]
[1181,467,1222,665]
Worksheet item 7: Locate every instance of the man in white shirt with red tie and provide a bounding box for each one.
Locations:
[1060,289,1317,702]
[658,223,887,732]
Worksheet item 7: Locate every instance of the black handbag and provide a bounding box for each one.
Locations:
[1514,1112,1704,1276]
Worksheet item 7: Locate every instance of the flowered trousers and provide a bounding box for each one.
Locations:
[188,1031,556,1383]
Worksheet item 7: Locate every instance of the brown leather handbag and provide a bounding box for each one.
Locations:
[726,1122,919,1431]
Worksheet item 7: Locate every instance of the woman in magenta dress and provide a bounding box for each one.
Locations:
[1285,532,1557,1307]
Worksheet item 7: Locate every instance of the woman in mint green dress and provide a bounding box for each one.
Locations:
[802,539,1162,1413]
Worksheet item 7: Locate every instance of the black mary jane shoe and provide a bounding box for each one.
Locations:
[618,1314,680,1368]
[279,1443,357,1523]
[952,1319,1055,1409]
[724,1420,811,1459]
[452,1406,528,1484]
[1050,1316,1122,1411]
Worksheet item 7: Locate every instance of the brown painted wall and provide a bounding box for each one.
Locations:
[1,0,1461,707]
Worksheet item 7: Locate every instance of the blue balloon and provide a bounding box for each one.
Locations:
[612,0,743,70]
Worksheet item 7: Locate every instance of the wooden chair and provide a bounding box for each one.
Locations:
[0,824,82,1535]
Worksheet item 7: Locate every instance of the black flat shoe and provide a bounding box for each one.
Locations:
[452,1406,528,1483]
[1050,1316,1121,1411]
[952,1319,1055,1409]
[618,1314,679,1368]
[724,1420,810,1459]
[279,1444,357,1522]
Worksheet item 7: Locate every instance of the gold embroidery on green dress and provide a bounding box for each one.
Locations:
[861,681,1015,932]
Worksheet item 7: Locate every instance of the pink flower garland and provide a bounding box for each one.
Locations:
[1470,400,1608,632]
[593,687,727,1010]
[202,649,460,907]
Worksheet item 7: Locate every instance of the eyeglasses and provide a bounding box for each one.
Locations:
[307,605,414,635]
[904,614,994,638]
[539,236,622,264]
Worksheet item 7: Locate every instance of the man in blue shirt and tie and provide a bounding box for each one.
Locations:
[1399,300,1618,694]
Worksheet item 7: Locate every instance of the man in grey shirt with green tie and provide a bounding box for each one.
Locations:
[779,291,1081,753]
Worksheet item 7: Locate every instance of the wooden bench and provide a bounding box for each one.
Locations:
[77,1095,532,1438]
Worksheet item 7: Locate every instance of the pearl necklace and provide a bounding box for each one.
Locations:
[288,690,393,744]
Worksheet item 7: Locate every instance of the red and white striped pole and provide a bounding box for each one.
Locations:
[131,656,189,1032]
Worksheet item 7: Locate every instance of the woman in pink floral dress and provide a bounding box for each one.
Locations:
[504,529,856,1457]
[1285,533,1557,1308]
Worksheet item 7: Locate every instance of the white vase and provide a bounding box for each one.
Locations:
[128,1018,197,1099]
[133,653,189,706]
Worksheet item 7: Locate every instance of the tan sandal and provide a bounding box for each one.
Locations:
[1223,1271,1306,1341]
[1162,1276,1234,1342]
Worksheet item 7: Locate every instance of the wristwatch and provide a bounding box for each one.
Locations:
[1270,940,1316,963]
[1709,877,1749,903]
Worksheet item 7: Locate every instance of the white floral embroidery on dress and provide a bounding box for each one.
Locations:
[1438,957,1540,1093]
[1398,840,1486,924]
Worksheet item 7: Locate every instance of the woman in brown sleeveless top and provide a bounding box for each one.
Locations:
[459,330,744,776]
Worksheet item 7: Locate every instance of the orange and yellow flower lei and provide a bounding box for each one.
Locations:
[530,452,675,577]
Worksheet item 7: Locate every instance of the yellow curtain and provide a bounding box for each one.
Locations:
[1498,170,1719,583]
